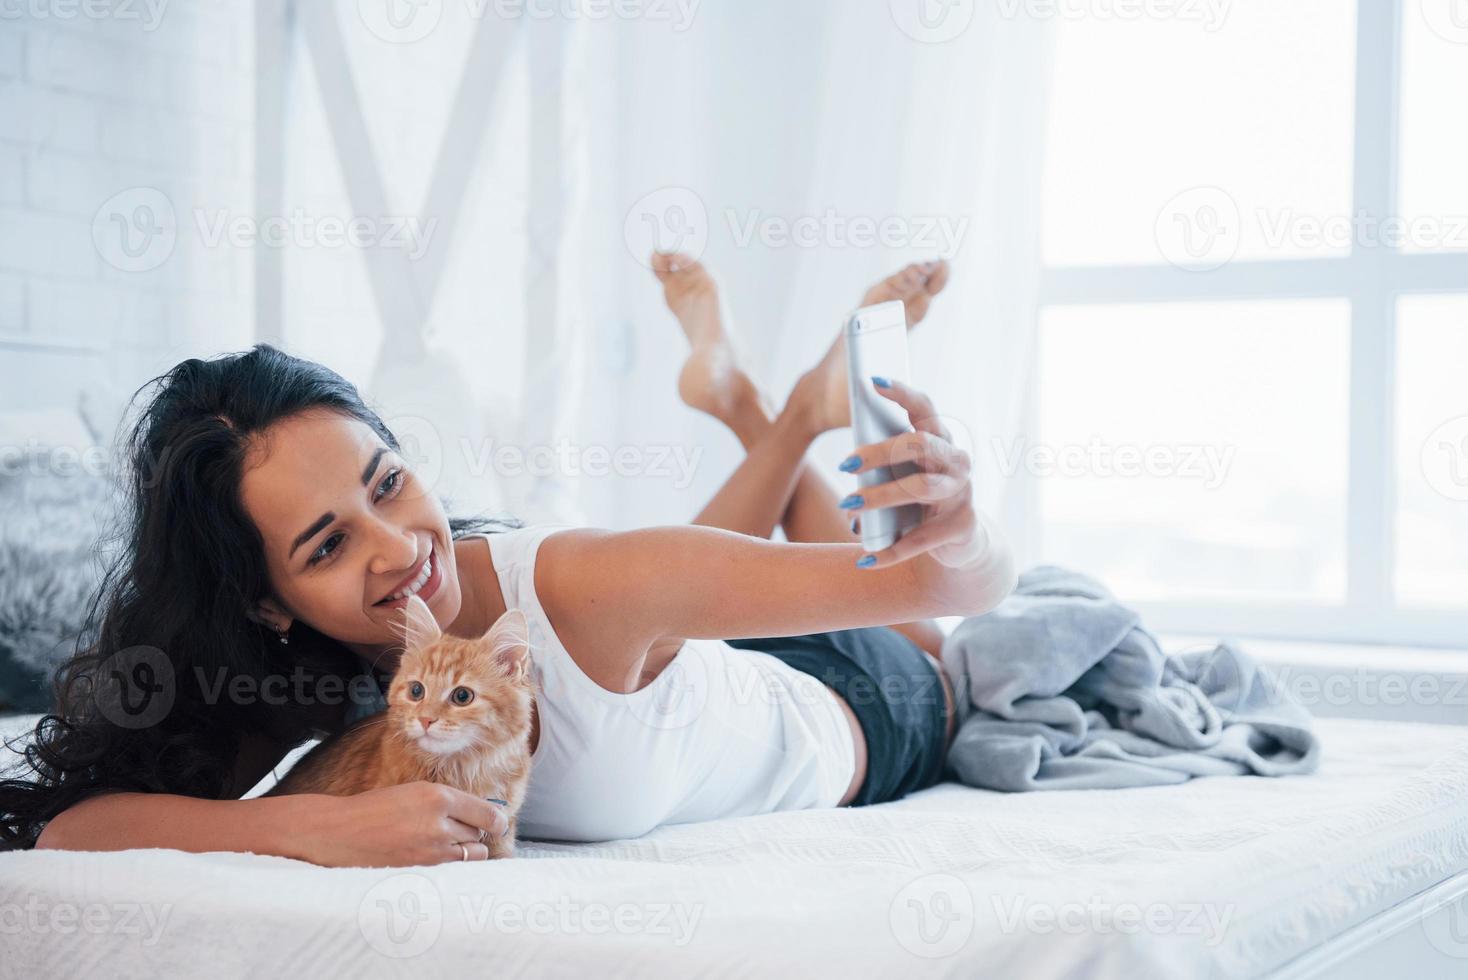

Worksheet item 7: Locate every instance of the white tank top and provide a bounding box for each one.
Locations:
[474,524,856,842]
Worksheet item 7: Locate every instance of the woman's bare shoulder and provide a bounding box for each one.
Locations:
[530,527,663,693]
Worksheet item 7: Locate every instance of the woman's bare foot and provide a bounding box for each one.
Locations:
[652,251,761,424]
[861,259,951,327]
[795,259,951,433]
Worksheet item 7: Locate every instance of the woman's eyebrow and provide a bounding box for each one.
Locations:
[290,514,335,558]
[288,448,389,558]
[360,447,386,485]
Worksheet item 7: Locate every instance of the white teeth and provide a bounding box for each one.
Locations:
[386,555,432,602]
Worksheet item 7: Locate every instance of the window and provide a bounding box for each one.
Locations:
[1034,0,1468,646]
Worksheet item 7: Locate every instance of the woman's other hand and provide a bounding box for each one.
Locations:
[296,781,509,867]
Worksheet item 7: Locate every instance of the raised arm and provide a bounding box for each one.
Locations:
[542,521,1010,640]
[537,377,1016,691]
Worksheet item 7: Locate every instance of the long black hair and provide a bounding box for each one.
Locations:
[0,344,518,849]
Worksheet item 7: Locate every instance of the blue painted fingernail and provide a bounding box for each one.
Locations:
[871,376,892,388]
[856,554,877,568]
[838,455,861,472]
[487,798,507,805]
[839,494,863,510]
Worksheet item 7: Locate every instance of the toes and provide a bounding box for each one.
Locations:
[924,259,951,297]
[862,260,951,313]
[651,250,699,279]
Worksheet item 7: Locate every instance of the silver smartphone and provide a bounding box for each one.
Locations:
[844,300,923,553]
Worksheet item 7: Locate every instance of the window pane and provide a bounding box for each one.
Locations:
[1036,301,1350,602]
[1041,0,1356,267]
[1399,6,1468,253]
[1396,295,1468,607]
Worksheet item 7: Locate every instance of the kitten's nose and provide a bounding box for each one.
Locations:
[419,717,436,732]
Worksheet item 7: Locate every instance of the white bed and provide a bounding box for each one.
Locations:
[3,714,1466,979]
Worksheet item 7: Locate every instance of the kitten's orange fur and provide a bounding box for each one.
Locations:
[265,596,533,859]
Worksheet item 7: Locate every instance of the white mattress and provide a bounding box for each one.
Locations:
[3,715,1467,979]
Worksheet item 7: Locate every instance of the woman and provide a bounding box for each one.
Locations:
[1,256,1014,866]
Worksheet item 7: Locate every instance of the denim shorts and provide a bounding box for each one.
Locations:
[725,626,950,806]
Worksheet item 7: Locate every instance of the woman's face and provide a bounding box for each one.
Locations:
[239,409,462,650]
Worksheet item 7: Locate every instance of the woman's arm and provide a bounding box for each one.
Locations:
[34,781,512,867]
[543,522,1010,640]
[33,729,309,856]
[34,789,317,859]
[537,379,1016,692]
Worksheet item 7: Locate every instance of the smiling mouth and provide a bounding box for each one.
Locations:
[374,545,442,607]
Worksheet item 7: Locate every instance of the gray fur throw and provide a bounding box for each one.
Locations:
[0,452,119,713]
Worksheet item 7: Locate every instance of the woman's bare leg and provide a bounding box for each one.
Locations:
[696,373,950,660]
[687,386,821,541]
[653,252,951,659]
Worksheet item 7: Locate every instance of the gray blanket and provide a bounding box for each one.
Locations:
[940,566,1320,791]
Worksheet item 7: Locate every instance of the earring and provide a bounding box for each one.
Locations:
[276,626,290,646]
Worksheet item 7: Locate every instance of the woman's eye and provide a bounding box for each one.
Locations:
[451,687,474,705]
[408,682,424,700]
[375,468,403,501]
[304,468,403,567]
[309,532,343,566]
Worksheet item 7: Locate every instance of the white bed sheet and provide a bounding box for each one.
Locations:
[3,715,1467,979]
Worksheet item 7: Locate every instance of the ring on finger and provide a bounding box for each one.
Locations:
[457,842,468,862]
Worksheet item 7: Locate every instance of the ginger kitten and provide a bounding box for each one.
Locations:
[265,595,534,858]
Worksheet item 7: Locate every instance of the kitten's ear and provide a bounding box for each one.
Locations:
[485,609,531,678]
[396,594,442,654]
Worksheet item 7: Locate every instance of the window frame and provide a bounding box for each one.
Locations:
[1031,0,1468,648]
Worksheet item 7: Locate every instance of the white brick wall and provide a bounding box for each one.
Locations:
[4,2,628,533]
[0,143,21,205]
[0,26,22,74]
[0,271,22,332]
[0,0,254,424]
[0,80,100,151]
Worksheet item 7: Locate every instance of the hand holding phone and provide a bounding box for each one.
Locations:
[844,300,924,553]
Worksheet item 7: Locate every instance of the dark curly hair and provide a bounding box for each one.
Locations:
[0,344,518,849]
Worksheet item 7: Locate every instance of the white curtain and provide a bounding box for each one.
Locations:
[597,4,1054,562]
[275,2,1052,557]
[774,6,1055,551]
[278,2,592,525]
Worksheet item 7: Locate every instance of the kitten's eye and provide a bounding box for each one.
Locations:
[450,686,474,706]
[408,681,424,700]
